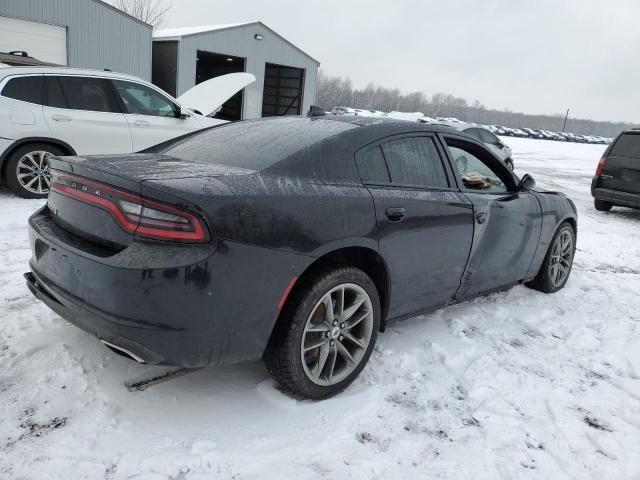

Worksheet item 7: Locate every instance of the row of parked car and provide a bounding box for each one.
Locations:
[418,117,612,144]
[491,125,612,144]
[329,108,613,145]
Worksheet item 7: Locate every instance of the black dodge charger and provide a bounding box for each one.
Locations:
[25,116,577,399]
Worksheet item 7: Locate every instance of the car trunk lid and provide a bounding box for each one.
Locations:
[46,154,253,249]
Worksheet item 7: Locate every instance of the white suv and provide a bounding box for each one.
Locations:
[0,67,253,198]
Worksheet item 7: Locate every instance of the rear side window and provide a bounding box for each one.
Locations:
[44,76,67,108]
[356,146,390,183]
[2,76,44,104]
[610,133,640,159]
[381,137,449,188]
[45,76,120,113]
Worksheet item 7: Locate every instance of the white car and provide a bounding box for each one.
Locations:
[0,67,254,198]
[429,121,515,170]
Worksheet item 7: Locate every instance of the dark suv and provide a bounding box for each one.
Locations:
[592,130,640,211]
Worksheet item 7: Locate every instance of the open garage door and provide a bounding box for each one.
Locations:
[0,16,67,65]
[196,50,245,121]
[262,63,305,117]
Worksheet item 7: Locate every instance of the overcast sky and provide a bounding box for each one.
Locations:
[164,0,640,123]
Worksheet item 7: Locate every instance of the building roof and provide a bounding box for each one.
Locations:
[154,22,253,38]
[0,51,58,67]
[94,0,153,29]
[154,21,320,65]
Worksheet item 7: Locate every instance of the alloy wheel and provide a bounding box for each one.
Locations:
[549,227,574,287]
[16,151,53,195]
[300,283,374,386]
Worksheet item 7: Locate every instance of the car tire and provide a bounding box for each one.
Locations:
[264,266,381,400]
[5,143,63,199]
[594,199,613,212]
[505,158,514,171]
[526,222,576,294]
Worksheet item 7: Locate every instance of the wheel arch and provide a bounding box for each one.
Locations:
[0,137,76,183]
[276,246,392,334]
[559,215,577,239]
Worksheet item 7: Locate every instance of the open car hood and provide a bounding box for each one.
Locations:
[177,72,256,117]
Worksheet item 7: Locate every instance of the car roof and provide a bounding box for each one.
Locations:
[0,66,144,83]
[312,115,465,134]
[420,121,489,132]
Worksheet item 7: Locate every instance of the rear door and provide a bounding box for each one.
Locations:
[42,75,132,155]
[110,79,202,151]
[600,132,640,194]
[356,134,474,319]
[442,135,541,298]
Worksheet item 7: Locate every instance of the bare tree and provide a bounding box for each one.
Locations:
[109,0,170,31]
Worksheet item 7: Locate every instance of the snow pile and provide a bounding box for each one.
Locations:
[1,139,639,479]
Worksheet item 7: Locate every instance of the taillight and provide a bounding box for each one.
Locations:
[50,170,208,242]
[595,155,607,176]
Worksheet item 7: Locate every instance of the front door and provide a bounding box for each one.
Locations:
[356,135,474,319]
[442,136,542,299]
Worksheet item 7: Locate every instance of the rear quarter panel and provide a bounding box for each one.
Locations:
[141,169,379,364]
[143,173,378,256]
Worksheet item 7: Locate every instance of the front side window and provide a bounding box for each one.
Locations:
[51,76,120,113]
[479,129,499,145]
[2,76,44,104]
[448,143,507,192]
[112,80,177,117]
[381,137,449,188]
[463,128,482,141]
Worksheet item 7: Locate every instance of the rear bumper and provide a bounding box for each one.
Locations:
[25,270,165,364]
[27,206,312,367]
[591,178,640,209]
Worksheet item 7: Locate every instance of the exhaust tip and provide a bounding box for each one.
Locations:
[101,339,146,364]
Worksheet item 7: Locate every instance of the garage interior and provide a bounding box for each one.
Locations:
[151,41,178,96]
[261,63,305,117]
[196,50,246,121]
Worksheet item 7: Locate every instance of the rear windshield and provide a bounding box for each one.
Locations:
[610,133,640,159]
[153,117,358,170]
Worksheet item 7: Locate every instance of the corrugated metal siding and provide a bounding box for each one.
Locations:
[0,0,152,80]
[168,23,318,119]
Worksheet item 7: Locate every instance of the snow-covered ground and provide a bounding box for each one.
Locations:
[1,138,639,479]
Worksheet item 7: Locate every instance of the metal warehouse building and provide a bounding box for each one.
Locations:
[152,22,320,120]
[0,0,152,80]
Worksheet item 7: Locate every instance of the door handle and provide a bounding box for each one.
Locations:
[476,212,488,224]
[385,207,406,221]
[133,120,150,127]
[51,114,72,122]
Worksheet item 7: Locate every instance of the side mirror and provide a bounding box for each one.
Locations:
[178,104,190,119]
[518,173,536,191]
